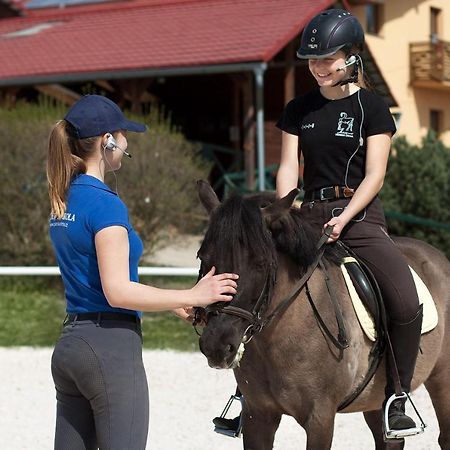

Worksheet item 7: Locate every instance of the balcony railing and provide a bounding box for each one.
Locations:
[410,40,450,88]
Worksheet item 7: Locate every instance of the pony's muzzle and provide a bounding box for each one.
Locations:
[199,335,239,369]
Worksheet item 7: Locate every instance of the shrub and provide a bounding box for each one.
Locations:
[380,132,450,258]
[0,100,210,266]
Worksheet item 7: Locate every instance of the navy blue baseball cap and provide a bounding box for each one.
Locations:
[64,94,147,138]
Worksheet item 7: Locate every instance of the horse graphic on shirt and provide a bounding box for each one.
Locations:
[335,112,354,138]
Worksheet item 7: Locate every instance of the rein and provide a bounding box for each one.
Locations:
[194,226,349,350]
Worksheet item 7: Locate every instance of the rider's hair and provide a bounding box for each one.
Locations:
[47,120,98,219]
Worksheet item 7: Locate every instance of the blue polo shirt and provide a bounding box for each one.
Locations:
[49,174,143,317]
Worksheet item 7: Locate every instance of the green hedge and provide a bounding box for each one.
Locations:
[380,132,450,258]
[0,100,210,266]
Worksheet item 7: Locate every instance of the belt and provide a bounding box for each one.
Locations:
[66,312,140,324]
[304,186,355,202]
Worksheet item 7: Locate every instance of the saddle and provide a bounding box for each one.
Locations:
[340,251,438,342]
[327,242,438,411]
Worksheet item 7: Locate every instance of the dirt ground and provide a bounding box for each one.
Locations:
[0,348,440,450]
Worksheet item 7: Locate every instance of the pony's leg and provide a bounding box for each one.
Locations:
[241,408,281,450]
[301,408,335,450]
[363,410,405,450]
[425,361,450,449]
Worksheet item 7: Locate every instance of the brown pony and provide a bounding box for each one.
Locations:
[196,181,450,450]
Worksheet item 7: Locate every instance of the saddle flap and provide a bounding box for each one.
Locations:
[341,257,438,342]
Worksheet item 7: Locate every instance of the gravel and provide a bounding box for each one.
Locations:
[0,347,440,449]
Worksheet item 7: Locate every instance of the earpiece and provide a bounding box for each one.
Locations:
[336,55,357,72]
[105,133,117,151]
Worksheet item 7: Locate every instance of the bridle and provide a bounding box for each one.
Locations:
[194,268,275,343]
[193,226,338,344]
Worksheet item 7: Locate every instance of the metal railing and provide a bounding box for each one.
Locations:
[0,266,199,276]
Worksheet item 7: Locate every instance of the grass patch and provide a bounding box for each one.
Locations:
[0,276,201,350]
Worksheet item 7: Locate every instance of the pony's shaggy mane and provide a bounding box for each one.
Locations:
[199,193,277,270]
[199,192,322,273]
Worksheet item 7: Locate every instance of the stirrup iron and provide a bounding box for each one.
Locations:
[383,392,426,440]
[213,394,243,438]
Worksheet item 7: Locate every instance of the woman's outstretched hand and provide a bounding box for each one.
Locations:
[191,266,239,308]
[172,307,196,323]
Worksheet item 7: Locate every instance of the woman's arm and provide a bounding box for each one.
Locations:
[276,131,300,198]
[325,132,392,241]
[95,227,238,311]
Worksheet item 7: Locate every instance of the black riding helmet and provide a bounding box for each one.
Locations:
[297,9,364,59]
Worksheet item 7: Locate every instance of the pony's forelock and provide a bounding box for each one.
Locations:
[199,192,319,272]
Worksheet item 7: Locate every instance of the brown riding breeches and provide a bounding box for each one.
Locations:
[299,196,420,323]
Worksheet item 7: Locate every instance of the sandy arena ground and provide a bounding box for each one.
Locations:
[0,347,440,450]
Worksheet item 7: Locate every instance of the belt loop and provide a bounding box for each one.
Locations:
[71,314,78,327]
[96,312,101,327]
[63,314,69,327]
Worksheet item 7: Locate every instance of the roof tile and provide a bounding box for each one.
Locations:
[0,0,334,84]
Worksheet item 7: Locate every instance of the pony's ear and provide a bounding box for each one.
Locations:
[261,188,299,227]
[197,180,220,214]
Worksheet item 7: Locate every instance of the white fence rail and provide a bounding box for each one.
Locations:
[0,267,199,276]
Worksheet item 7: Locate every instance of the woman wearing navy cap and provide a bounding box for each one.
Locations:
[47,94,238,450]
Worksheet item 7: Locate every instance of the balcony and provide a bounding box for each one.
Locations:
[410,40,450,91]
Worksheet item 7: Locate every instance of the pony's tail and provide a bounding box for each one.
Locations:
[47,120,86,219]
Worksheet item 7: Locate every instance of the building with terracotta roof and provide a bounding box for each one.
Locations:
[0,0,447,191]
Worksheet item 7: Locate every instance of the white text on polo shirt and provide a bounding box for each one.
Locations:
[50,212,76,227]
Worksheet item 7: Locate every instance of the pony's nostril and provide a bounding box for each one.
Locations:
[226,344,235,354]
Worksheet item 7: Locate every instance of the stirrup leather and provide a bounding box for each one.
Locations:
[383,393,426,440]
[213,394,243,438]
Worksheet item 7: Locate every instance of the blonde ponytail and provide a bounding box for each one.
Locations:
[47,120,96,219]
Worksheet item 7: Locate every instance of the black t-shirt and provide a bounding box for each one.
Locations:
[276,88,396,192]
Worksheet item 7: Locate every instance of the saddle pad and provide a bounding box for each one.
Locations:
[341,258,438,342]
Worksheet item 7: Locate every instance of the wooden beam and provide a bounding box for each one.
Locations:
[94,80,115,92]
[34,84,81,105]
[0,87,19,108]
[113,78,153,114]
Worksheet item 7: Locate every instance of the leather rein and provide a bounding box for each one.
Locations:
[194,226,349,350]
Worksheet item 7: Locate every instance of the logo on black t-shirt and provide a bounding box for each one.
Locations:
[335,112,354,138]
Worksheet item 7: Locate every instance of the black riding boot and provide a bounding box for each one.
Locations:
[385,304,423,431]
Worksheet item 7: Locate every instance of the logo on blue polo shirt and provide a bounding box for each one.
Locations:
[50,212,76,228]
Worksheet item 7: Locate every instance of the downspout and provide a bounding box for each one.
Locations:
[254,63,267,191]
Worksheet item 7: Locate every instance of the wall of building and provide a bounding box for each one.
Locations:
[352,0,450,146]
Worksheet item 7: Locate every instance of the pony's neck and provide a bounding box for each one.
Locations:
[267,253,306,313]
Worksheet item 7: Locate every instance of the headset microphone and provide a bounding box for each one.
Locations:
[336,55,357,72]
[116,146,132,158]
[105,134,132,158]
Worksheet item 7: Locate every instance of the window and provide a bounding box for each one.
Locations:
[430,110,442,134]
[366,4,383,35]
[430,8,442,43]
